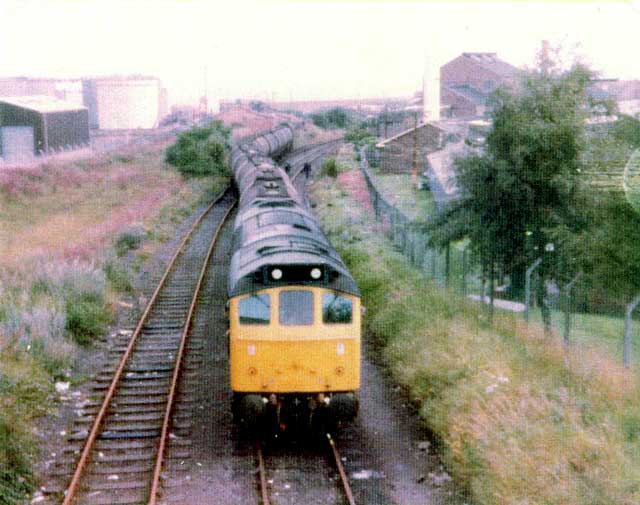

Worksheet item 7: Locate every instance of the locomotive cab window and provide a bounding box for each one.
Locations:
[279,290,313,325]
[239,294,271,325]
[322,293,353,324]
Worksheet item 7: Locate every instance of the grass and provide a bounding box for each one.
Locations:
[524,308,640,369]
[0,141,225,503]
[311,171,640,505]
[370,172,436,221]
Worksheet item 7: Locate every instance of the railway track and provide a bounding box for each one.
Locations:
[49,189,236,505]
[45,140,342,505]
[255,434,356,505]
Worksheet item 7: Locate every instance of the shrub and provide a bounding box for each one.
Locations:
[165,121,232,177]
[65,292,111,345]
[115,228,144,257]
[319,158,339,178]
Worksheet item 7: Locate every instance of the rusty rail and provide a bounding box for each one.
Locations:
[148,202,235,504]
[62,190,230,505]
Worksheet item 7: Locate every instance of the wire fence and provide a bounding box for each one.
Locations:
[357,147,475,293]
[355,146,640,369]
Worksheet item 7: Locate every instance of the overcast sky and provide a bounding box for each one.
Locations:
[1,0,639,106]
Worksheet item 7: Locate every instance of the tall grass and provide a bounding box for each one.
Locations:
[312,175,640,505]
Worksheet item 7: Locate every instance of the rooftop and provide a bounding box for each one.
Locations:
[376,122,447,148]
[459,52,521,78]
[0,95,86,113]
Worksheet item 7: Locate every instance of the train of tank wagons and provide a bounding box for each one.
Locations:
[227,124,361,435]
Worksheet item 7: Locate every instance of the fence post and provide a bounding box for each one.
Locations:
[525,257,542,323]
[462,247,468,296]
[562,273,582,347]
[445,242,451,287]
[624,294,640,368]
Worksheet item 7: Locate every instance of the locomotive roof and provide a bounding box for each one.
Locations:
[228,125,359,297]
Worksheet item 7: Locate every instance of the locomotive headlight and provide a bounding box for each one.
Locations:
[271,268,283,280]
[310,267,322,280]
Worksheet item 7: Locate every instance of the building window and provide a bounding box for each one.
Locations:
[279,290,313,325]
[322,293,353,324]
[239,294,271,325]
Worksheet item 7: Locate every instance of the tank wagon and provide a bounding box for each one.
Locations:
[228,125,360,435]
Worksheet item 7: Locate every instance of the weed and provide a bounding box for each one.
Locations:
[65,292,111,345]
[104,260,134,294]
[115,228,144,257]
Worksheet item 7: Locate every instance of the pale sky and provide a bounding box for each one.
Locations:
[1,0,639,106]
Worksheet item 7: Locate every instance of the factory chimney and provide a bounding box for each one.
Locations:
[423,50,440,122]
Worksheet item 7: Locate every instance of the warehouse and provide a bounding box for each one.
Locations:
[0,95,89,159]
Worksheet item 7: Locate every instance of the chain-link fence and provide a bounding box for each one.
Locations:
[356,146,640,368]
[357,147,476,293]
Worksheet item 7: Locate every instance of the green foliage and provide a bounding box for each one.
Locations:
[429,65,594,300]
[165,121,232,177]
[0,353,50,504]
[310,107,351,129]
[562,191,640,312]
[104,260,134,294]
[65,292,111,345]
[115,229,144,257]
[312,178,640,505]
[345,123,376,147]
[319,158,339,178]
[611,115,640,148]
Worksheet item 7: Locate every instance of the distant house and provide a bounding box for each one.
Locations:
[0,95,89,160]
[440,52,522,118]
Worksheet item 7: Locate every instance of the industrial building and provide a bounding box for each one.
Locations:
[440,53,522,118]
[0,77,84,107]
[0,96,89,160]
[82,76,166,129]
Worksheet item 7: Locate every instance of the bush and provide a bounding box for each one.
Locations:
[310,107,351,129]
[345,124,376,147]
[115,228,144,257]
[165,121,232,177]
[65,292,111,345]
[319,158,339,178]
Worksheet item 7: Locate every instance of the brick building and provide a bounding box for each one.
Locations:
[440,53,521,118]
[376,122,446,174]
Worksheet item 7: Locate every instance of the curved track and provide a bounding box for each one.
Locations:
[47,140,342,505]
[55,189,236,505]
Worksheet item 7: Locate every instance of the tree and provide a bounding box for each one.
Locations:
[165,121,231,177]
[429,65,595,327]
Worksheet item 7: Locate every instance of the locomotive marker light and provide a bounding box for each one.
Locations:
[271,268,283,280]
[310,267,322,279]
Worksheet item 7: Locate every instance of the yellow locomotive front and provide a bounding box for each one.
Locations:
[230,286,360,393]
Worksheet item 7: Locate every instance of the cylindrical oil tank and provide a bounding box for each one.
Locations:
[92,77,162,129]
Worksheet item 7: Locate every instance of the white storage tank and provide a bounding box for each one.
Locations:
[90,77,162,130]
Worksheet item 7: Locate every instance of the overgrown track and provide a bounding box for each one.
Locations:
[53,189,236,505]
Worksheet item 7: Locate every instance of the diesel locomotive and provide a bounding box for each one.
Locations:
[228,125,360,434]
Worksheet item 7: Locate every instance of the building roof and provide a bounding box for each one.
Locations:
[0,95,86,113]
[447,84,489,105]
[460,52,521,78]
[376,122,446,148]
